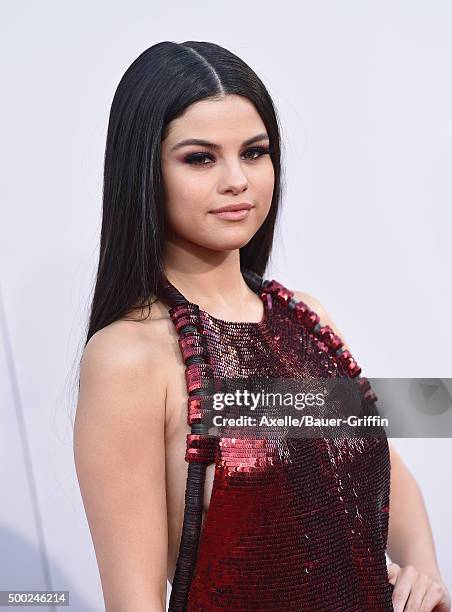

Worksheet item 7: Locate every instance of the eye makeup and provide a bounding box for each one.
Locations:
[183,145,271,166]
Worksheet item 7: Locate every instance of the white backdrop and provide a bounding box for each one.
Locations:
[1,1,451,610]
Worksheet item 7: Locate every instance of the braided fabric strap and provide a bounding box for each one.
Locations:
[168,462,206,611]
[159,286,217,611]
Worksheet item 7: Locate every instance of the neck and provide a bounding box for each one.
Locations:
[162,236,256,312]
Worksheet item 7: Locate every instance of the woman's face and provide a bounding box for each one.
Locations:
[161,94,275,253]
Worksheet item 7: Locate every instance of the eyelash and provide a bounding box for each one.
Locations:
[183,145,271,166]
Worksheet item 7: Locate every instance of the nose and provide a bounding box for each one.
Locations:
[217,159,248,195]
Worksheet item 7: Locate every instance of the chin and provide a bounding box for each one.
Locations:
[200,234,255,252]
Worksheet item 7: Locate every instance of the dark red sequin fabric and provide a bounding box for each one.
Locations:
[165,276,394,611]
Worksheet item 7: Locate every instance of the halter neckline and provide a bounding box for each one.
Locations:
[157,267,271,328]
[194,289,269,328]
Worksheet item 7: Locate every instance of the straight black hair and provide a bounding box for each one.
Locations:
[85,40,284,346]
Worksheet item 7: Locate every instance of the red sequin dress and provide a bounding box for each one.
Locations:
[161,272,394,611]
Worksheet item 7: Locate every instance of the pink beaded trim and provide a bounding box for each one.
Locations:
[169,303,204,333]
[187,395,213,426]
[179,332,205,361]
[185,434,218,463]
[168,302,217,464]
[263,279,378,403]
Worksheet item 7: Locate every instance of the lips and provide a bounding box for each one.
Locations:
[210,203,253,213]
[209,207,253,221]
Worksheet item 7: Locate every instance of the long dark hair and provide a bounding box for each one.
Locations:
[85,40,284,346]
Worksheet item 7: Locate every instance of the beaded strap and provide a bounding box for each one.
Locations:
[263,279,379,404]
[156,277,213,611]
[167,301,217,463]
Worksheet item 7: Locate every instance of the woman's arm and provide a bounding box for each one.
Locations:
[386,443,442,580]
[74,321,168,611]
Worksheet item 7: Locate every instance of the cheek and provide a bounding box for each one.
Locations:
[165,166,211,206]
[164,163,205,200]
[257,159,275,201]
[249,159,275,223]
[163,167,213,237]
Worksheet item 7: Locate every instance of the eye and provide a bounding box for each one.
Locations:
[183,145,271,167]
[184,152,215,166]
[241,145,271,160]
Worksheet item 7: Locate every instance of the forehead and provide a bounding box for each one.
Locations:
[164,94,266,143]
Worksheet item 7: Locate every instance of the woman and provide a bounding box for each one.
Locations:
[73,41,450,611]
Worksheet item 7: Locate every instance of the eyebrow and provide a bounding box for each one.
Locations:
[170,132,270,152]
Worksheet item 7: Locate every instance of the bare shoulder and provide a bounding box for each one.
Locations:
[292,289,350,352]
[77,302,179,446]
[81,301,174,388]
[76,313,171,461]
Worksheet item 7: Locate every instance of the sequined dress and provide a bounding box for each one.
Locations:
[159,270,394,611]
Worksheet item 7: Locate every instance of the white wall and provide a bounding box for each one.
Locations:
[1,1,451,610]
